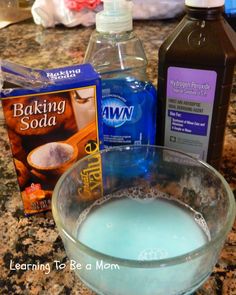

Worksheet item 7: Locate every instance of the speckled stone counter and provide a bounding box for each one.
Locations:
[0,19,235,295]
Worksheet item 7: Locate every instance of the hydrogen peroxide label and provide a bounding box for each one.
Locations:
[102,95,134,128]
[165,67,217,160]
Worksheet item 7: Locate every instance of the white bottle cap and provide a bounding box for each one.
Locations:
[185,0,224,8]
[96,0,133,33]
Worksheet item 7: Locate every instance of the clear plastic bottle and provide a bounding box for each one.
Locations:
[84,0,157,148]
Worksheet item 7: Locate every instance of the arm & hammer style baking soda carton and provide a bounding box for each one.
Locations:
[0,61,103,215]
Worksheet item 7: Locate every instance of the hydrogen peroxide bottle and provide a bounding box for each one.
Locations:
[157,0,236,169]
[84,0,157,148]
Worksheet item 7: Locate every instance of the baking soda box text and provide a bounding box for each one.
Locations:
[1,63,103,215]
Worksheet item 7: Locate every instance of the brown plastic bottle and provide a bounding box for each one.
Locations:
[157,0,236,169]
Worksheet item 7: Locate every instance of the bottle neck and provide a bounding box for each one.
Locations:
[186,6,224,20]
[95,30,134,41]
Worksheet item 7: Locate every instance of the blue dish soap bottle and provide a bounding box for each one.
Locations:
[84,0,157,148]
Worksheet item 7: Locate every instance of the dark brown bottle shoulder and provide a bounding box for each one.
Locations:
[159,17,236,67]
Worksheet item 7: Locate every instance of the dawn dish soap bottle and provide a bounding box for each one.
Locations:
[84,0,157,148]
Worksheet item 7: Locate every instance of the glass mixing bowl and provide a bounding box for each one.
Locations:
[52,146,235,295]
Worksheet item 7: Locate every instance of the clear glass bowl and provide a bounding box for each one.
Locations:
[52,146,235,295]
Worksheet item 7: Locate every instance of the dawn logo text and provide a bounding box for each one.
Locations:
[102,96,134,128]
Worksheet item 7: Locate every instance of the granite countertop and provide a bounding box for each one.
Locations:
[0,19,235,295]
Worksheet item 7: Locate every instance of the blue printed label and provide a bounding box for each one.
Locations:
[102,95,134,128]
[168,110,208,136]
[165,67,217,161]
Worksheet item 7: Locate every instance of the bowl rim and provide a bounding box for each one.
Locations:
[52,145,236,268]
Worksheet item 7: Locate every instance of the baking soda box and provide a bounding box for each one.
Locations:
[1,62,103,215]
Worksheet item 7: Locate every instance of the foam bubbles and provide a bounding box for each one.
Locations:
[76,185,211,243]
[194,212,211,241]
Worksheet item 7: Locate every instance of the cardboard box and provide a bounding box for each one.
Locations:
[1,63,103,215]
